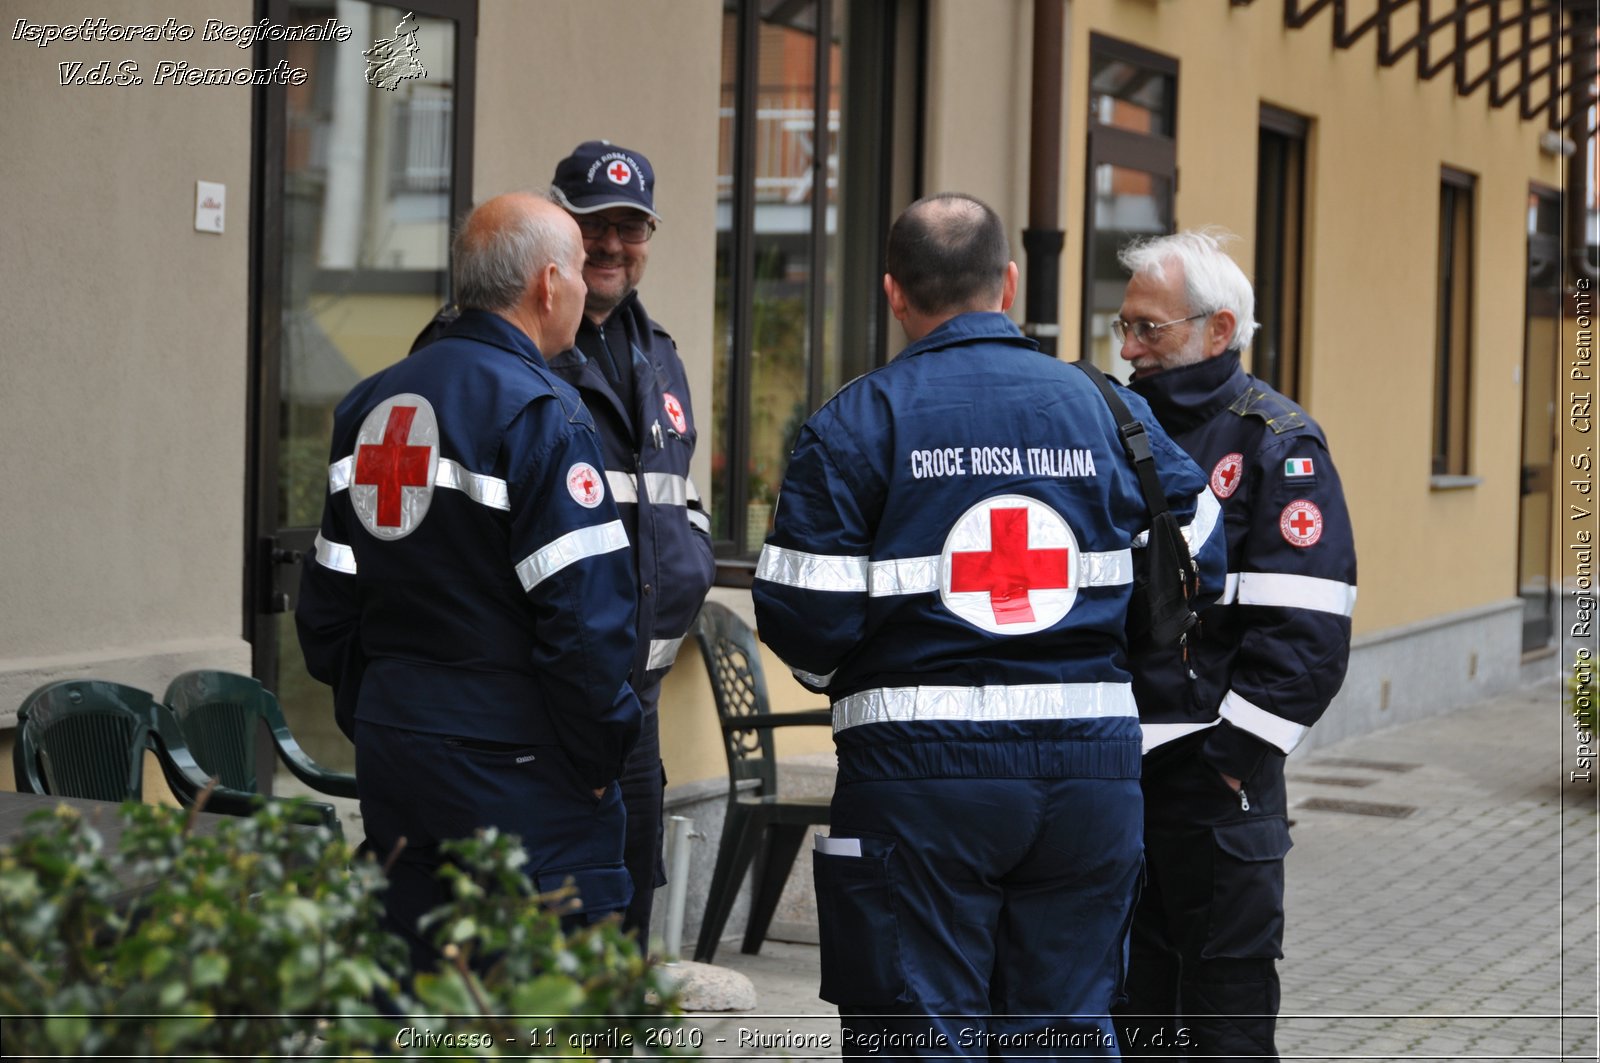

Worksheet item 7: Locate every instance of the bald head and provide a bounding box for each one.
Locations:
[452,192,587,353]
[883,193,1017,341]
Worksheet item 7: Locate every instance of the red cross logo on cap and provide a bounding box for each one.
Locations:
[1211,452,1244,500]
[1279,499,1324,547]
[607,160,633,185]
[350,393,440,540]
[942,495,1079,634]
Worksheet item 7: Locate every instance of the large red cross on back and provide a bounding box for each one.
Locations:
[949,507,1071,625]
[355,406,431,527]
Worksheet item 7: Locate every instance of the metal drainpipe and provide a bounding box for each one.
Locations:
[1567,8,1598,285]
[1023,0,1067,358]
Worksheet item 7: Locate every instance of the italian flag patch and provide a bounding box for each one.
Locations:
[1284,457,1315,477]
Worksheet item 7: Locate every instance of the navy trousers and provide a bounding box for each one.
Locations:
[618,681,666,941]
[818,775,1143,1061]
[1114,741,1292,1062]
[356,721,632,973]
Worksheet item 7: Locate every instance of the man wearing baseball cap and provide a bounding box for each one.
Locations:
[413,143,714,943]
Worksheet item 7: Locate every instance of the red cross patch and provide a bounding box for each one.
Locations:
[606,160,633,185]
[1279,499,1324,547]
[351,394,439,540]
[567,462,605,508]
[663,392,688,435]
[941,494,1079,635]
[1211,452,1244,500]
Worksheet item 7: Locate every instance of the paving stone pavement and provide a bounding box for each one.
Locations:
[689,679,1599,1060]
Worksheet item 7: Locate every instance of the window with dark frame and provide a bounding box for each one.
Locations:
[1254,105,1307,401]
[1433,167,1476,477]
[712,0,913,567]
[1082,34,1177,378]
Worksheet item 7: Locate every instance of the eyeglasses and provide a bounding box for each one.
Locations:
[1110,312,1208,345]
[574,215,656,244]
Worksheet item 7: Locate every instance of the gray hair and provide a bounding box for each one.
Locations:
[452,191,579,312]
[1117,228,1259,352]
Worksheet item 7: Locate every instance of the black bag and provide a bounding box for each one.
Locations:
[1072,361,1202,649]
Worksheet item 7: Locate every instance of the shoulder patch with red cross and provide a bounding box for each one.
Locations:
[663,392,688,435]
[1279,499,1324,548]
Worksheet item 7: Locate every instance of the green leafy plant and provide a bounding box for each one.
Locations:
[0,800,681,1056]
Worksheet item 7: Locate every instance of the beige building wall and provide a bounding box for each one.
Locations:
[0,0,256,725]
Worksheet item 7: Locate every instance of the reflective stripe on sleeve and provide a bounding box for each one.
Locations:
[756,544,869,593]
[330,454,509,511]
[688,508,712,534]
[833,682,1136,733]
[434,459,509,510]
[1234,572,1357,616]
[515,521,629,592]
[1139,719,1220,754]
[646,635,686,671]
[1219,690,1309,753]
[1132,489,1222,553]
[313,532,358,575]
[791,666,837,689]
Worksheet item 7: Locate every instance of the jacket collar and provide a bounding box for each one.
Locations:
[443,308,552,369]
[897,311,1038,361]
[1127,350,1248,434]
[548,290,651,372]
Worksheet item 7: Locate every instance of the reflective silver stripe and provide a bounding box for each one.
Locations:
[329,456,354,493]
[832,682,1136,733]
[1219,572,1241,605]
[864,549,1133,597]
[1219,690,1308,753]
[515,520,629,592]
[313,532,357,575]
[868,556,941,596]
[1132,489,1222,552]
[756,544,869,593]
[605,471,639,504]
[330,454,508,511]
[791,666,837,689]
[434,459,509,511]
[686,476,703,504]
[1140,719,1220,754]
[1235,572,1357,616]
[688,508,712,534]
[646,635,685,671]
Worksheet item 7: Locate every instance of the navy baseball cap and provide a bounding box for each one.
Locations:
[550,140,661,220]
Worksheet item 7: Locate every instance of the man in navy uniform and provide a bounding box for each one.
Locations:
[754,194,1225,1057]
[297,192,642,970]
[1112,230,1357,1061]
[409,144,715,942]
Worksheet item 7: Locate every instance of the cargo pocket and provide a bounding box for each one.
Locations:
[812,833,908,1007]
[536,864,633,925]
[1203,817,1292,961]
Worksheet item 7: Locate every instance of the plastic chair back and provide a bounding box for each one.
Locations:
[14,680,155,801]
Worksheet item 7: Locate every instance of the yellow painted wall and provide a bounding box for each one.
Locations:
[1041,0,1562,634]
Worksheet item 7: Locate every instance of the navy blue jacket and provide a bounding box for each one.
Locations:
[547,292,716,690]
[1129,351,1357,782]
[753,313,1226,784]
[296,310,642,788]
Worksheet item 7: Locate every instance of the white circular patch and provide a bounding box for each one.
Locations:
[605,159,633,185]
[1279,499,1324,548]
[567,462,605,508]
[351,393,439,541]
[1211,452,1245,500]
[663,392,688,435]
[939,494,1079,635]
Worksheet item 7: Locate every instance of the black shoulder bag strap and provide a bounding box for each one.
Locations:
[1071,360,1201,648]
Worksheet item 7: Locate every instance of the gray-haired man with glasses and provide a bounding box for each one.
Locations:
[1111,229,1357,1063]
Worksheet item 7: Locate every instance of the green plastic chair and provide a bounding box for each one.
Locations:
[13,680,272,821]
[14,680,156,801]
[161,671,357,801]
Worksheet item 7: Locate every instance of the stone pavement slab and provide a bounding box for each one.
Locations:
[690,679,1598,1060]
